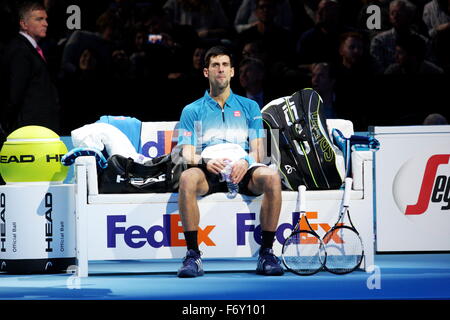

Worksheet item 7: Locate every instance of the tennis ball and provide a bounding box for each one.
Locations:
[0,126,68,183]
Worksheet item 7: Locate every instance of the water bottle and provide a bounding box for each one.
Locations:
[221,160,239,199]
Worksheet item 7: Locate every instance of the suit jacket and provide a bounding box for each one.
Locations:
[0,33,60,135]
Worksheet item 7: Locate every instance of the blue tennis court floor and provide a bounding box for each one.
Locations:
[0,253,449,301]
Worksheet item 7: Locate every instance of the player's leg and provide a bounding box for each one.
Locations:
[177,167,210,278]
[247,166,284,275]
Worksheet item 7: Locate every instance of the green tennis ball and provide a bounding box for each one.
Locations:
[0,126,68,183]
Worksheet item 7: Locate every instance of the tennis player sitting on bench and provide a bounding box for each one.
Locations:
[176,45,284,277]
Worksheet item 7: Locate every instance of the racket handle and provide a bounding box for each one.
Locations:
[343,177,353,207]
[298,185,306,212]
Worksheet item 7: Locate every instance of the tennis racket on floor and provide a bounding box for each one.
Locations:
[322,177,364,274]
[282,185,327,276]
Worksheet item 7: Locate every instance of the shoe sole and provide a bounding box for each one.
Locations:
[177,270,205,278]
[256,269,285,276]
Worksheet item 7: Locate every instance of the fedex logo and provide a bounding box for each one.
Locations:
[107,215,215,248]
[141,130,177,158]
[237,212,342,245]
[108,212,340,249]
[405,154,450,215]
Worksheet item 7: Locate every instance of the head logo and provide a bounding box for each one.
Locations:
[393,154,450,215]
[1,193,6,253]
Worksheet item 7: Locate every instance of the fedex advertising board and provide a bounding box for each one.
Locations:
[84,191,374,270]
[372,125,450,252]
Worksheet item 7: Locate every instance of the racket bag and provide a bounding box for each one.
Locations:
[261,88,345,190]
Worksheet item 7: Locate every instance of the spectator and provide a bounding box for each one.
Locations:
[422,0,450,38]
[288,0,316,40]
[423,0,450,72]
[333,32,376,130]
[296,0,351,66]
[111,48,131,80]
[170,43,209,101]
[385,32,444,74]
[128,25,149,80]
[238,57,267,108]
[423,112,448,125]
[234,0,293,33]
[60,10,122,79]
[431,23,450,72]
[240,40,267,63]
[310,62,337,119]
[59,48,106,133]
[370,0,429,73]
[163,0,230,39]
[238,0,294,77]
[335,31,376,77]
[221,0,242,23]
[0,1,60,134]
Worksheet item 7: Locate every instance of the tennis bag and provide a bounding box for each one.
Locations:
[98,153,186,193]
[261,88,345,190]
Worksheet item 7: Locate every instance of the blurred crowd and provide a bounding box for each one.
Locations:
[0,0,449,134]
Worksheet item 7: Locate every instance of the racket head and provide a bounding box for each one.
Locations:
[322,225,364,274]
[282,229,327,276]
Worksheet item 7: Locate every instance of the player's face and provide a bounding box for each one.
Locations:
[20,9,48,40]
[204,55,234,90]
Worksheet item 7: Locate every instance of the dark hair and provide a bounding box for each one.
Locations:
[18,1,45,21]
[203,46,234,68]
[96,10,121,33]
[339,32,364,47]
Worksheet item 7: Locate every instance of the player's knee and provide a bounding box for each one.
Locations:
[179,168,203,193]
[261,168,281,192]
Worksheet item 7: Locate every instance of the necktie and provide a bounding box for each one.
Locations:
[36,45,46,62]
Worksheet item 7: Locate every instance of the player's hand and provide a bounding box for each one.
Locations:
[206,158,230,175]
[230,158,249,184]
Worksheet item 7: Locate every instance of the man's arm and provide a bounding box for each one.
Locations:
[181,144,202,166]
[249,137,264,164]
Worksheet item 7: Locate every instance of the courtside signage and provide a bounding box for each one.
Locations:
[107,214,215,248]
[140,122,178,158]
[0,185,76,259]
[394,154,450,215]
[373,126,450,251]
[105,211,342,250]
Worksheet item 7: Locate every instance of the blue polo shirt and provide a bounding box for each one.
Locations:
[178,90,265,152]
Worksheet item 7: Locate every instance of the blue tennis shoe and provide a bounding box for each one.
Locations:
[177,249,204,278]
[256,248,284,276]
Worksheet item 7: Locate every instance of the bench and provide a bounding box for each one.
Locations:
[73,120,375,277]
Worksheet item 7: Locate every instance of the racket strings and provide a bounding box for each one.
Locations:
[323,227,363,274]
[282,231,326,275]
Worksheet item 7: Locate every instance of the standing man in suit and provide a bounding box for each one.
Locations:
[0,1,60,135]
